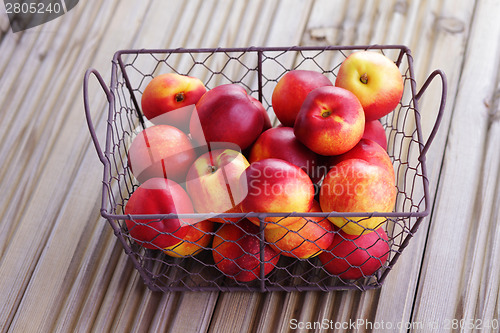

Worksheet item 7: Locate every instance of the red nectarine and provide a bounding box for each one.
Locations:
[272,70,333,127]
[189,84,271,151]
[127,124,197,183]
[318,227,390,280]
[124,178,196,249]
[141,73,207,132]
[294,86,365,156]
[212,219,280,282]
[335,51,404,121]
[240,158,315,229]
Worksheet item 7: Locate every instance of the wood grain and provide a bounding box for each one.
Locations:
[412,0,500,329]
[0,0,499,332]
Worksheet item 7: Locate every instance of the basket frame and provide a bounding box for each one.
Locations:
[84,45,446,292]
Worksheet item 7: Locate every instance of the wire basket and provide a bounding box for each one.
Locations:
[84,45,446,292]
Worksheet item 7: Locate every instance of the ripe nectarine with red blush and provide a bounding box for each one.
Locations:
[335,51,404,121]
[318,227,390,280]
[163,219,214,257]
[239,158,315,229]
[249,127,324,183]
[185,149,249,223]
[212,219,280,282]
[272,70,333,127]
[320,158,397,235]
[124,178,196,249]
[264,201,335,259]
[294,86,365,156]
[127,124,197,183]
[141,73,206,132]
[189,84,271,151]
[363,120,387,150]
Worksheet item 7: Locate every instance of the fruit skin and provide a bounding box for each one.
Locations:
[319,158,397,235]
[294,86,365,156]
[189,84,271,151]
[185,149,249,223]
[124,178,196,249]
[239,158,315,229]
[252,95,272,131]
[212,219,280,282]
[264,201,335,259]
[335,51,404,121]
[249,127,324,183]
[141,73,207,132]
[163,219,214,257]
[362,120,387,150]
[272,70,333,127]
[127,124,197,183]
[328,138,394,179]
[318,227,390,280]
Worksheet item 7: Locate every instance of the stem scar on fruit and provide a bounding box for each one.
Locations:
[175,92,185,102]
[360,73,368,84]
[321,110,332,118]
[208,165,217,173]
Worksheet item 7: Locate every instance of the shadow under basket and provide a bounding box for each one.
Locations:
[83,45,447,292]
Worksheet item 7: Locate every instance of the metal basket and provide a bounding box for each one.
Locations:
[83,45,446,292]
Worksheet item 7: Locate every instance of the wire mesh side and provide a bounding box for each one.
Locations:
[95,46,430,292]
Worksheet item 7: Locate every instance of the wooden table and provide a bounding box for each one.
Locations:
[1,0,499,332]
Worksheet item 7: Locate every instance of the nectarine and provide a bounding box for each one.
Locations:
[264,201,335,259]
[141,73,206,132]
[127,124,197,183]
[294,86,365,156]
[240,158,315,229]
[249,127,324,183]
[335,51,404,121]
[163,219,214,257]
[272,70,333,127]
[185,149,249,223]
[124,178,196,249]
[189,84,271,151]
[212,219,280,282]
[318,227,390,280]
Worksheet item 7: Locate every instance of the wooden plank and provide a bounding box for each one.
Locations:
[374,0,476,330]
[0,0,120,329]
[0,1,152,331]
[459,89,500,329]
[0,5,10,35]
[0,0,112,256]
[207,292,263,333]
[88,251,143,332]
[411,0,500,328]
[54,223,128,332]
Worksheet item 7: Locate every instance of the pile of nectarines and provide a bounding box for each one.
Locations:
[124,50,404,282]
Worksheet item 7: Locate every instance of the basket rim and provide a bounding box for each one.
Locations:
[102,210,429,221]
[111,44,411,60]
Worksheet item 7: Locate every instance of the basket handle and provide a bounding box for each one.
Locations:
[83,68,112,166]
[415,70,447,162]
